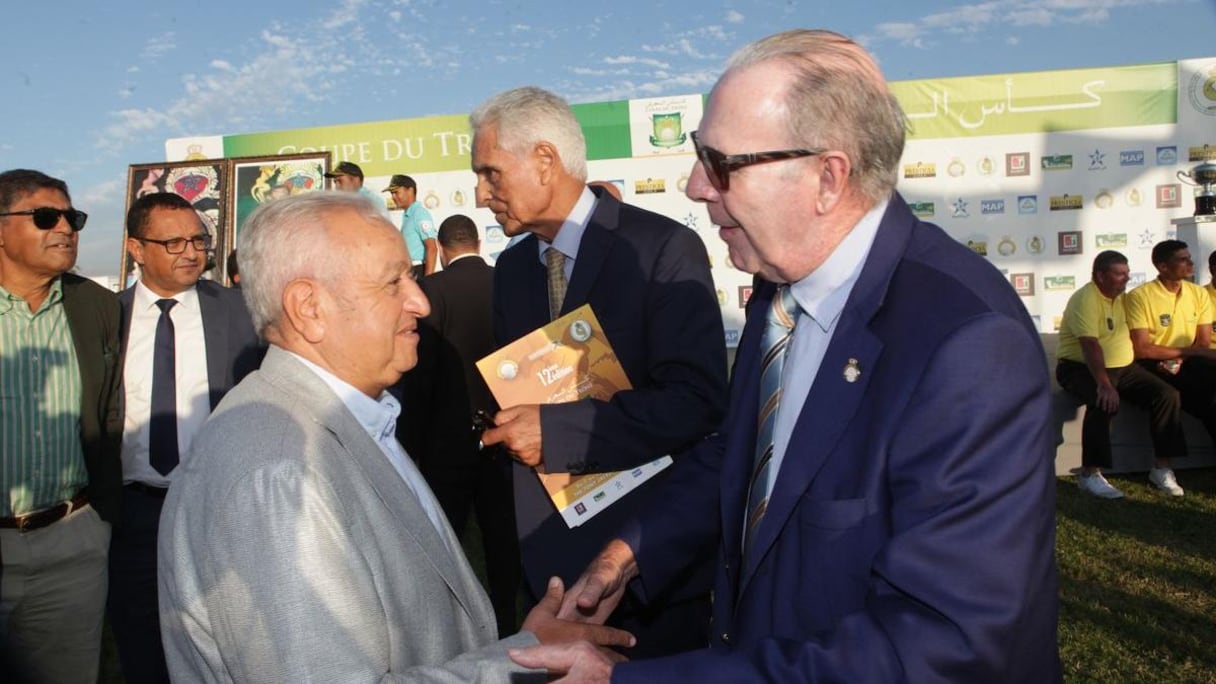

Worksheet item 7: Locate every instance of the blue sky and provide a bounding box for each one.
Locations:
[1,0,1213,276]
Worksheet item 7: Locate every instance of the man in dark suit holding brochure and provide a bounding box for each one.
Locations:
[470,86,728,657]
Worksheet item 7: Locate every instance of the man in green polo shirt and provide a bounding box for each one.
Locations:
[1057,250,1185,498]
[1124,239,1216,496]
[0,169,122,682]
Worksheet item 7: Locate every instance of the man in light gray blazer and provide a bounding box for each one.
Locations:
[157,191,632,682]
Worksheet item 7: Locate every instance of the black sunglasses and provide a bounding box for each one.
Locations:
[137,236,213,254]
[0,207,88,232]
[690,131,826,191]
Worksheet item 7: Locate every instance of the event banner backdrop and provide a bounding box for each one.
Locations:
[168,56,1216,345]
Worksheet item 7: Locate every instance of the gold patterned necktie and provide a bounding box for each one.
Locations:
[546,247,567,321]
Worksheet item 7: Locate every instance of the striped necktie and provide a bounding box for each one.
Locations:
[546,247,567,321]
[743,284,799,560]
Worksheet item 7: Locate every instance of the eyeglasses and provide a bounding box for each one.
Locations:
[137,236,212,254]
[690,131,826,191]
[0,207,88,232]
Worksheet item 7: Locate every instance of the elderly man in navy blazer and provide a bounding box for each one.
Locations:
[108,192,262,684]
[511,29,1061,682]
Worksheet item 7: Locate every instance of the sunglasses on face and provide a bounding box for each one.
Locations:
[690,131,826,192]
[137,236,213,255]
[0,207,88,232]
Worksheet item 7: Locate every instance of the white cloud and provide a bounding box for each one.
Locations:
[140,32,177,60]
[604,55,672,69]
[725,10,744,23]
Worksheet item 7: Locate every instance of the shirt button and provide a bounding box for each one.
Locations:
[721,632,731,644]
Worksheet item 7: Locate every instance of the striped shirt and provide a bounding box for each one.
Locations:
[0,278,87,517]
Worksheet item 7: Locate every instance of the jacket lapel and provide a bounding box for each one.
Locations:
[196,282,231,409]
[259,349,493,627]
[737,197,914,591]
[561,195,618,317]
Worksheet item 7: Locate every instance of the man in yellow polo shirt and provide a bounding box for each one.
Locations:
[1206,250,1216,348]
[1058,250,1185,498]
[1124,239,1216,496]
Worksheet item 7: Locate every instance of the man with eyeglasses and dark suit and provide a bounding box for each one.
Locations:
[107,192,262,684]
[0,168,122,684]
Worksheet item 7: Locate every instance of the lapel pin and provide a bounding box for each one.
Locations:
[843,358,862,383]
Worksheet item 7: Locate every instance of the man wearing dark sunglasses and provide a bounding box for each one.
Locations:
[0,168,123,683]
[107,192,261,684]
[513,30,1059,683]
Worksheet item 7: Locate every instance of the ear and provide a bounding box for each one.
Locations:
[280,278,327,344]
[533,141,560,185]
[815,152,853,214]
[126,236,145,266]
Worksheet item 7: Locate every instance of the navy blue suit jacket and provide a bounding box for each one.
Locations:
[492,188,728,599]
[119,279,262,412]
[615,195,1061,682]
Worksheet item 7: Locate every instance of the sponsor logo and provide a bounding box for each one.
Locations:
[1138,230,1156,249]
[1050,194,1083,211]
[1011,273,1034,296]
[649,112,686,148]
[1188,145,1216,162]
[1006,152,1030,177]
[977,156,995,175]
[1044,275,1077,291]
[1094,191,1114,209]
[948,159,966,177]
[903,162,937,179]
[593,491,606,502]
[1058,231,1083,256]
[1088,149,1107,170]
[1129,271,1147,287]
[1120,150,1145,166]
[1026,236,1045,255]
[574,503,587,516]
[683,212,699,229]
[1156,184,1182,208]
[1041,154,1073,171]
[1156,146,1178,165]
[1095,233,1128,248]
[966,239,987,256]
[952,198,969,218]
[1018,195,1038,214]
[484,226,505,244]
[716,289,726,306]
[634,178,666,194]
[1159,313,1172,327]
[981,199,1005,215]
[737,285,753,309]
[1187,63,1216,116]
[1126,188,1143,207]
[909,201,936,218]
[724,329,740,344]
[997,237,1016,256]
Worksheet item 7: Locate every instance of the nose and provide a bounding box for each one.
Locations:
[402,275,431,318]
[685,159,718,204]
[474,176,492,207]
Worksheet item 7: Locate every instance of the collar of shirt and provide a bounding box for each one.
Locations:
[537,185,596,271]
[286,351,401,444]
[789,198,889,331]
[0,276,64,316]
[445,252,482,266]
[133,279,199,315]
[404,200,423,218]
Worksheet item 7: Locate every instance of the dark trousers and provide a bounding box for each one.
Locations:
[421,444,521,636]
[107,484,170,684]
[1138,357,1216,443]
[1056,359,1185,469]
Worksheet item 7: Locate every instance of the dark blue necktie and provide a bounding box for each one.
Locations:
[149,298,179,475]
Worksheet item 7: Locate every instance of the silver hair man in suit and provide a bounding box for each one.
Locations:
[157,191,632,682]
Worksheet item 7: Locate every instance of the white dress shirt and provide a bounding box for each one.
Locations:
[120,282,211,487]
[288,352,452,547]
[764,200,889,497]
[536,185,596,278]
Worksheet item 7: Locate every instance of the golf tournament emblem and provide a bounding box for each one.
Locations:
[649,112,686,147]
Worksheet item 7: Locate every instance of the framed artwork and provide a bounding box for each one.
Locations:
[227,152,332,261]
[122,159,229,288]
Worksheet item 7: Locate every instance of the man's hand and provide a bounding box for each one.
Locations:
[558,539,638,624]
[481,405,543,466]
[521,577,636,650]
[1095,382,1120,413]
[509,641,616,683]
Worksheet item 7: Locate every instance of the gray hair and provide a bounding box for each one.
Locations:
[237,190,390,334]
[469,86,588,182]
[725,29,907,203]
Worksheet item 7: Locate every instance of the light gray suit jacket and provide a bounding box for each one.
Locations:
[158,346,541,682]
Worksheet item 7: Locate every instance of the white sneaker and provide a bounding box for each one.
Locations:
[1077,472,1124,499]
[1148,467,1184,497]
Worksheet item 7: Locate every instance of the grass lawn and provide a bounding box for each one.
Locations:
[1056,467,1216,682]
[97,469,1216,682]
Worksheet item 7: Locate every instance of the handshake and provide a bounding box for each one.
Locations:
[513,539,639,683]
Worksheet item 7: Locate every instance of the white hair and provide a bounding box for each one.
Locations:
[469,86,588,181]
